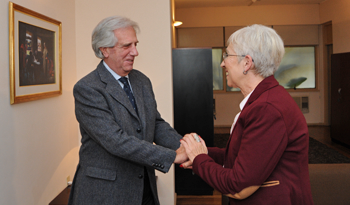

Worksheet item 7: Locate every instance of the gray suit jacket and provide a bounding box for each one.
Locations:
[68,61,182,205]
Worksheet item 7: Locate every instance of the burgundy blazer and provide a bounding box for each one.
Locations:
[193,76,314,205]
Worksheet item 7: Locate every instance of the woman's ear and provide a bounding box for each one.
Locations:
[244,55,254,72]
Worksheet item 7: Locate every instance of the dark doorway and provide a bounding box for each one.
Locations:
[330,52,350,146]
[173,48,214,195]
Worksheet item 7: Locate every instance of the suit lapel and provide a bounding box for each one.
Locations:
[96,61,140,120]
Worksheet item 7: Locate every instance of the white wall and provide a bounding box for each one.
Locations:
[1,0,176,204]
[75,0,176,204]
[0,0,79,205]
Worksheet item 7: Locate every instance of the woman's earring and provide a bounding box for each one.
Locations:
[243,70,248,75]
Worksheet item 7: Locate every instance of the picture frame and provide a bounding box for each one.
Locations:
[9,2,62,104]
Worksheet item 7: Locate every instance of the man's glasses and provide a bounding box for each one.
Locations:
[223,52,254,62]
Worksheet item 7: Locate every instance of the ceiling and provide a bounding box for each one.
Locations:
[175,0,327,8]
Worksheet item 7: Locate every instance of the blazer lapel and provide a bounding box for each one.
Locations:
[244,76,279,109]
[225,76,280,150]
[96,61,139,120]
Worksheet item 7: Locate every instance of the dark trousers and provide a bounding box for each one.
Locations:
[142,168,155,205]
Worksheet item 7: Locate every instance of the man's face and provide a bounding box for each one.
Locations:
[101,26,139,76]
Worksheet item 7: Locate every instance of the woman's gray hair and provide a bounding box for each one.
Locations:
[92,16,140,59]
[227,24,284,78]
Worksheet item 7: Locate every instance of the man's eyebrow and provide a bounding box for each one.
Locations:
[120,41,139,47]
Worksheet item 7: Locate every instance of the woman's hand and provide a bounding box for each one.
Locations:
[180,133,208,164]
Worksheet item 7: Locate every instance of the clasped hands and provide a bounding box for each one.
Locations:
[174,133,208,169]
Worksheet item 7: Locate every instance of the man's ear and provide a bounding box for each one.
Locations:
[100,47,108,58]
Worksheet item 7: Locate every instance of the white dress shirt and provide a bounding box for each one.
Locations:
[103,61,133,92]
[230,90,254,134]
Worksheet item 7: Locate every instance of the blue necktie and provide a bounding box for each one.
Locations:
[119,77,138,114]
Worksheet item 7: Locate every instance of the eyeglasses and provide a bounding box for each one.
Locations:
[223,52,254,62]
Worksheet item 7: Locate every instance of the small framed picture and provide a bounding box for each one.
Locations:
[9,2,62,104]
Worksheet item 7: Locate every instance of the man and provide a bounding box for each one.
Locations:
[68,16,186,205]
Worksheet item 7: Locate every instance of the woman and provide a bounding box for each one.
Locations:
[180,24,314,205]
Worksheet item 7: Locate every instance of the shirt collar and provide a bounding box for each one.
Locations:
[239,90,254,111]
[103,61,129,81]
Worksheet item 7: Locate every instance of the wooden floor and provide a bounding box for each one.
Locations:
[176,189,222,205]
[176,126,350,205]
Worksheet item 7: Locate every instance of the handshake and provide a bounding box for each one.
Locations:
[174,133,208,169]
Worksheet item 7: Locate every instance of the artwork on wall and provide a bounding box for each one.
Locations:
[274,46,316,90]
[9,2,62,104]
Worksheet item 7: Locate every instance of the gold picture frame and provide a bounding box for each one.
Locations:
[9,2,62,104]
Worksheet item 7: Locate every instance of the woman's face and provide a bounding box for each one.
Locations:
[221,45,244,88]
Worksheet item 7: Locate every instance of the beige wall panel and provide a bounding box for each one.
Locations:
[214,93,243,126]
[320,0,350,54]
[177,27,224,48]
[274,25,319,46]
[224,26,244,46]
[176,5,320,28]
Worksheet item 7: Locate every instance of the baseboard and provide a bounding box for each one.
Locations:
[307,123,330,126]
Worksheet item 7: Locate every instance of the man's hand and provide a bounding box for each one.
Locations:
[174,144,188,164]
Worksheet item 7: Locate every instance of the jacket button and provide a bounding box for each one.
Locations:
[138,174,143,179]
[160,165,165,169]
[137,128,141,133]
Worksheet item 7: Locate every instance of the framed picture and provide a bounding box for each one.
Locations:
[9,2,62,104]
[274,46,316,90]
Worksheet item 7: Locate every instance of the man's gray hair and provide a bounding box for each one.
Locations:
[227,24,285,78]
[92,16,140,59]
